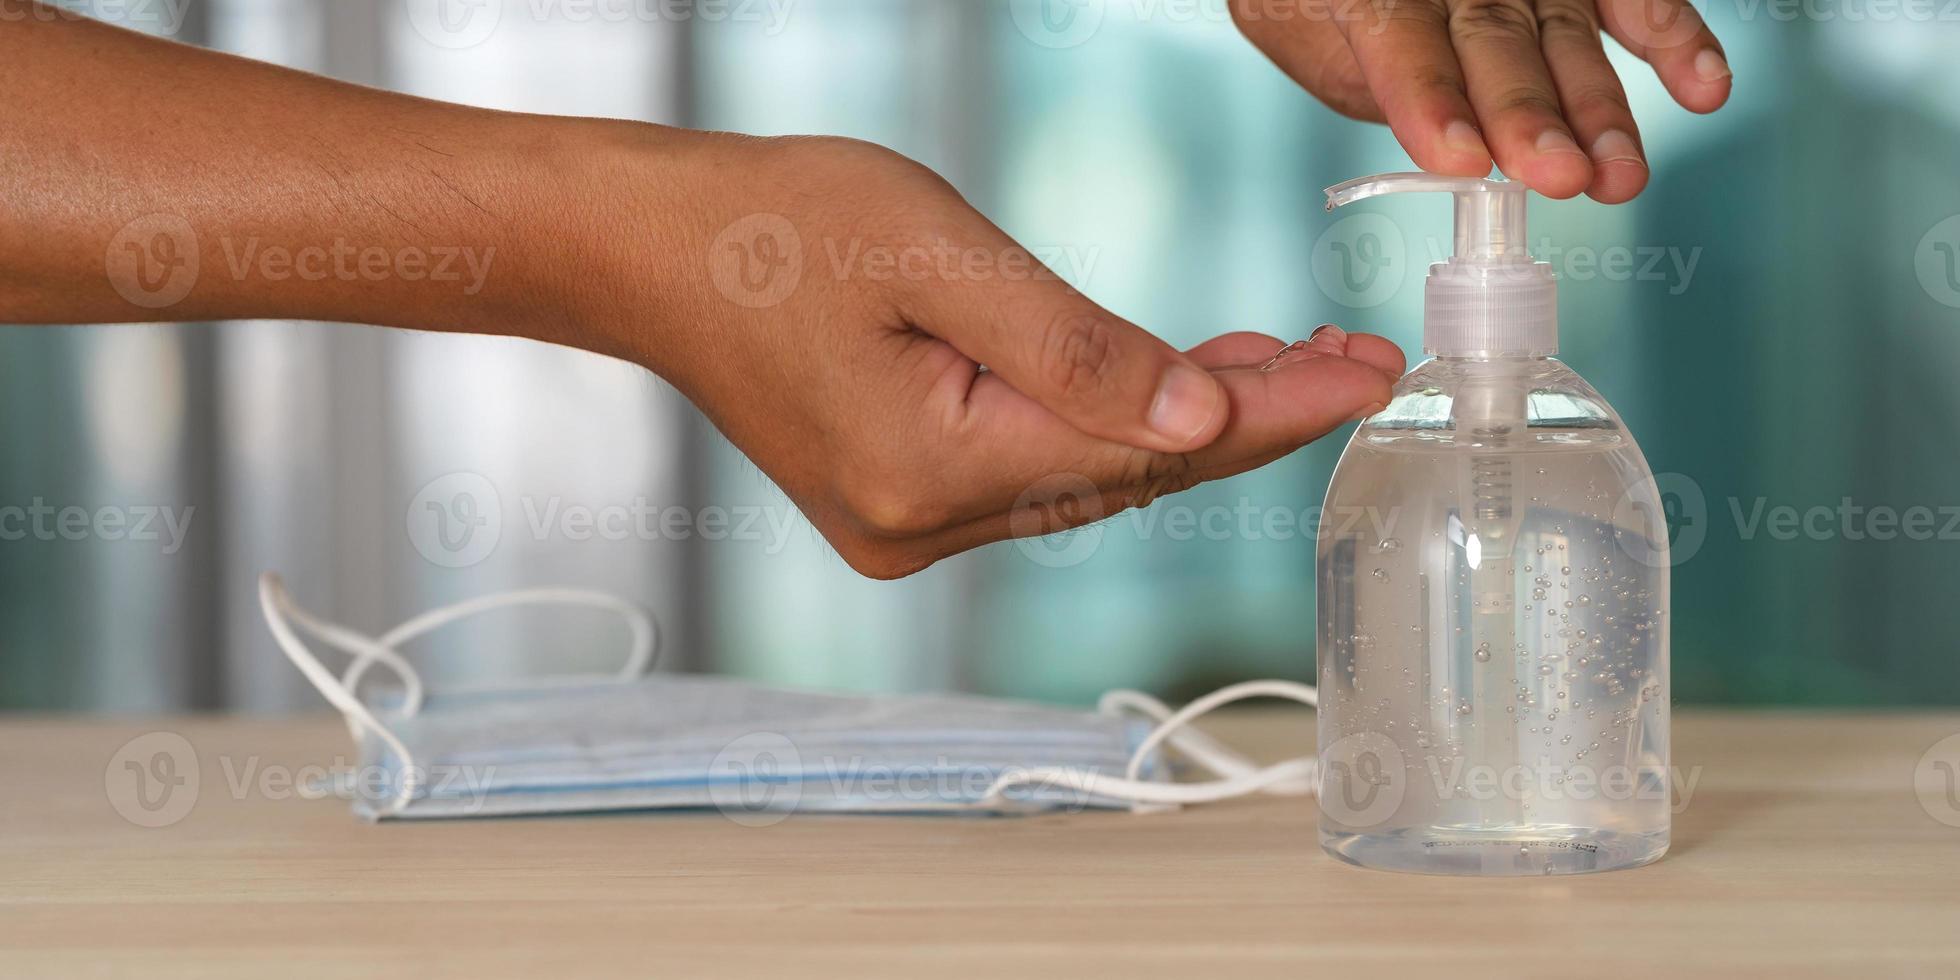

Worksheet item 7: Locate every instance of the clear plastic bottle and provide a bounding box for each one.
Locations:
[1314,174,1670,876]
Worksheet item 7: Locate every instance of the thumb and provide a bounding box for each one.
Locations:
[901,235,1227,453]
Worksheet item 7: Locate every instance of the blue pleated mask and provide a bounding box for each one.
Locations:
[258,574,1215,823]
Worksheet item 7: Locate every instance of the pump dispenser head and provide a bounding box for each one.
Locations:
[1326,173,1557,358]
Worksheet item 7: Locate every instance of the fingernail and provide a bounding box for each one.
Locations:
[1695,49,1732,83]
[1309,323,1347,346]
[1535,129,1586,157]
[1149,364,1222,446]
[1444,120,1488,155]
[1348,403,1386,423]
[1590,129,1646,167]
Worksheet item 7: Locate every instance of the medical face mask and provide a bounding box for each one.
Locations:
[258,574,1321,822]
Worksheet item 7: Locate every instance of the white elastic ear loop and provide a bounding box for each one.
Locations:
[977,680,1321,811]
[1119,680,1319,789]
[258,574,421,815]
[1098,688,1315,794]
[339,587,660,715]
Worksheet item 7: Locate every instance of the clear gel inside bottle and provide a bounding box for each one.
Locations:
[1314,175,1671,876]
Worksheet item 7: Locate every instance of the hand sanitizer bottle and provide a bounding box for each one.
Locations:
[1315,173,1670,876]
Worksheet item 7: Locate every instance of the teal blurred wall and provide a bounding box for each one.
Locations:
[6,1,1959,712]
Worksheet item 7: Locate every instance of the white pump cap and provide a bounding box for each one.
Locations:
[1326,173,1557,357]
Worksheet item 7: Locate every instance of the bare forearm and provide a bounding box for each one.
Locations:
[0,6,661,353]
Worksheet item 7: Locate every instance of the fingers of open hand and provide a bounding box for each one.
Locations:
[901,225,1229,456]
[920,349,1397,566]
[820,329,1401,578]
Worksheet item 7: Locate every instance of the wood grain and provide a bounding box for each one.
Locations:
[3,710,1958,979]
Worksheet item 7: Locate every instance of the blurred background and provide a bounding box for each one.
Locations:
[4,0,1959,713]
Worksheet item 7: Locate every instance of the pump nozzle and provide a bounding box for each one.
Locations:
[1327,173,1531,264]
[1324,172,1557,357]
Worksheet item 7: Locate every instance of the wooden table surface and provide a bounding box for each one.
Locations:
[4,710,1959,979]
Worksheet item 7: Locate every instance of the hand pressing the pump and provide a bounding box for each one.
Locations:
[1232,0,1731,202]
[600,131,1405,578]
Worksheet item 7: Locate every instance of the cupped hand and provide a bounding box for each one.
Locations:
[1232,0,1730,202]
[598,132,1404,578]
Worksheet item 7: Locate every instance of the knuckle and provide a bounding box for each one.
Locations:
[1489,84,1564,119]
[1451,0,1539,40]
[1372,1,1448,32]
[1536,5,1600,39]
[1039,311,1123,403]
[1409,63,1467,94]
[1570,84,1632,117]
[1124,474,1203,509]
[1111,446,1193,493]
